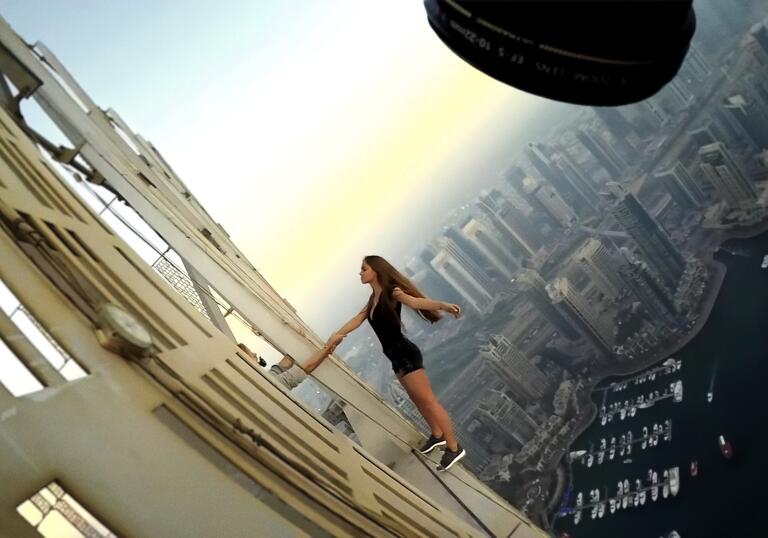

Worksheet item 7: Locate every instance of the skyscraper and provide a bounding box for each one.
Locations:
[576,128,625,178]
[461,217,519,280]
[573,238,624,300]
[477,193,543,258]
[699,142,758,209]
[551,151,601,214]
[522,176,578,228]
[603,182,686,290]
[525,143,585,207]
[723,91,768,149]
[475,390,539,445]
[618,248,678,322]
[431,237,495,313]
[516,269,580,341]
[546,277,614,355]
[654,161,706,209]
[479,334,551,400]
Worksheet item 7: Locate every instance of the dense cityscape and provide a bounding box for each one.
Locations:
[304,5,768,535]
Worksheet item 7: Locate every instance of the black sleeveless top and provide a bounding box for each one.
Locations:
[367,297,406,351]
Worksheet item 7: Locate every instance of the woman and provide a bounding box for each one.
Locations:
[326,255,466,471]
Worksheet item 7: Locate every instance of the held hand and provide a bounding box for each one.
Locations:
[326,333,345,348]
[441,302,462,318]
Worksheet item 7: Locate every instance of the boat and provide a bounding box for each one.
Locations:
[651,486,658,502]
[662,482,670,499]
[591,505,598,519]
[609,498,616,514]
[762,254,768,269]
[620,408,627,420]
[618,481,623,496]
[690,461,698,477]
[574,510,581,525]
[622,494,628,509]
[668,531,681,538]
[633,492,639,506]
[669,467,680,496]
[673,381,683,402]
[569,449,587,462]
[647,469,653,482]
[576,492,583,507]
[638,400,654,409]
[597,451,605,465]
[609,446,616,460]
[652,471,658,484]
[598,502,605,518]
[629,406,637,417]
[587,454,594,467]
[706,391,713,403]
[623,458,633,464]
[718,435,734,459]
[601,414,607,426]
[639,489,646,505]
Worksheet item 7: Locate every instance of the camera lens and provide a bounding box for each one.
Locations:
[424,0,696,106]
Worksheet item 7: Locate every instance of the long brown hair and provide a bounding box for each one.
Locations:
[363,255,443,329]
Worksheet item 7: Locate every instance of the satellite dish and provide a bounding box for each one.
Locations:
[424,0,696,106]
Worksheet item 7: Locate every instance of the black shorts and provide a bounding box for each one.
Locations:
[383,338,424,376]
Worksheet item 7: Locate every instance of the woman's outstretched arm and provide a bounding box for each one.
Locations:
[392,287,462,318]
[326,305,369,347]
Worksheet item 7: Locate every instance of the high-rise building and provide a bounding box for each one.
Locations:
[618,248,678,322]
[699,142,758,209]
[431,237,495,313]
[525,143,585,208]
[516,269,580,341]
[479,334,551,400]
[592,106,633,139]
[477,193,543,258]
[603,182,686,290]
[522,176,578,228]
[723,91,768,149]
[504,164,527,192]
[654,161,706,209]
[576,128,625,178]
[678,43,712,85]
[461,217,519,280]
[406,263,464,307]
[746,19,768,68]
[475,390,539,445]
[551,151,601,214]
[573,238,624,300]
[445,226,496,282]
[546,277,614,355]
[642,96,671,127]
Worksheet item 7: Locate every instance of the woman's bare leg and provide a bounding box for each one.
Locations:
[399,369,458,451]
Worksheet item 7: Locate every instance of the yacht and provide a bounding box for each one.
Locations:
[662,482,670,499]
[673,381,684,402]
[576,492,583,508]
[623,458,633,464]
[651,485,659,502]
[718,435,734,459]
[690,461,698,477]
[668,531,682,538]
[761,254,768,269]
[639,489,647,505]
[647,469,653,482]
[574,510,582,525]
[591,504,598,519]
[597,450,605,465]
[707,391,713,403]
[601,414,608,426]
[609,445,616,460]
[598,502,605,519]
[587,454,594,467]
[618,481,624,496]
[669,467,680,496]
[622,493,629,509]
[609,498,616,514]
[569,449,587,462]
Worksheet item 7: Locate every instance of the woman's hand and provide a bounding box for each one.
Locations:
[441,302,462,318]
[326,333,346,348]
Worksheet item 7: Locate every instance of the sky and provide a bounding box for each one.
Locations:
[0,1,551,341]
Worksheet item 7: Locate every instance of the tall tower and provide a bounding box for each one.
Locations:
[516,269,580,341]
[699,142,758,209]
[654,161,706,209]
[479,334,551,400]
[477,193,542,258]
[573,238,624,300]
[546,278,614,355]
[576,128,625,178]
[431,238,495,313]
[722,92,768,149]
[522,176,578,228]
[603,182,686,290]
[525,142,584,207]
[461,217,519,280]
[618,248,678,322]
[551,151,601,214]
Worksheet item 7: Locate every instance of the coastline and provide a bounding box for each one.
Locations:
[541,218,768,526]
